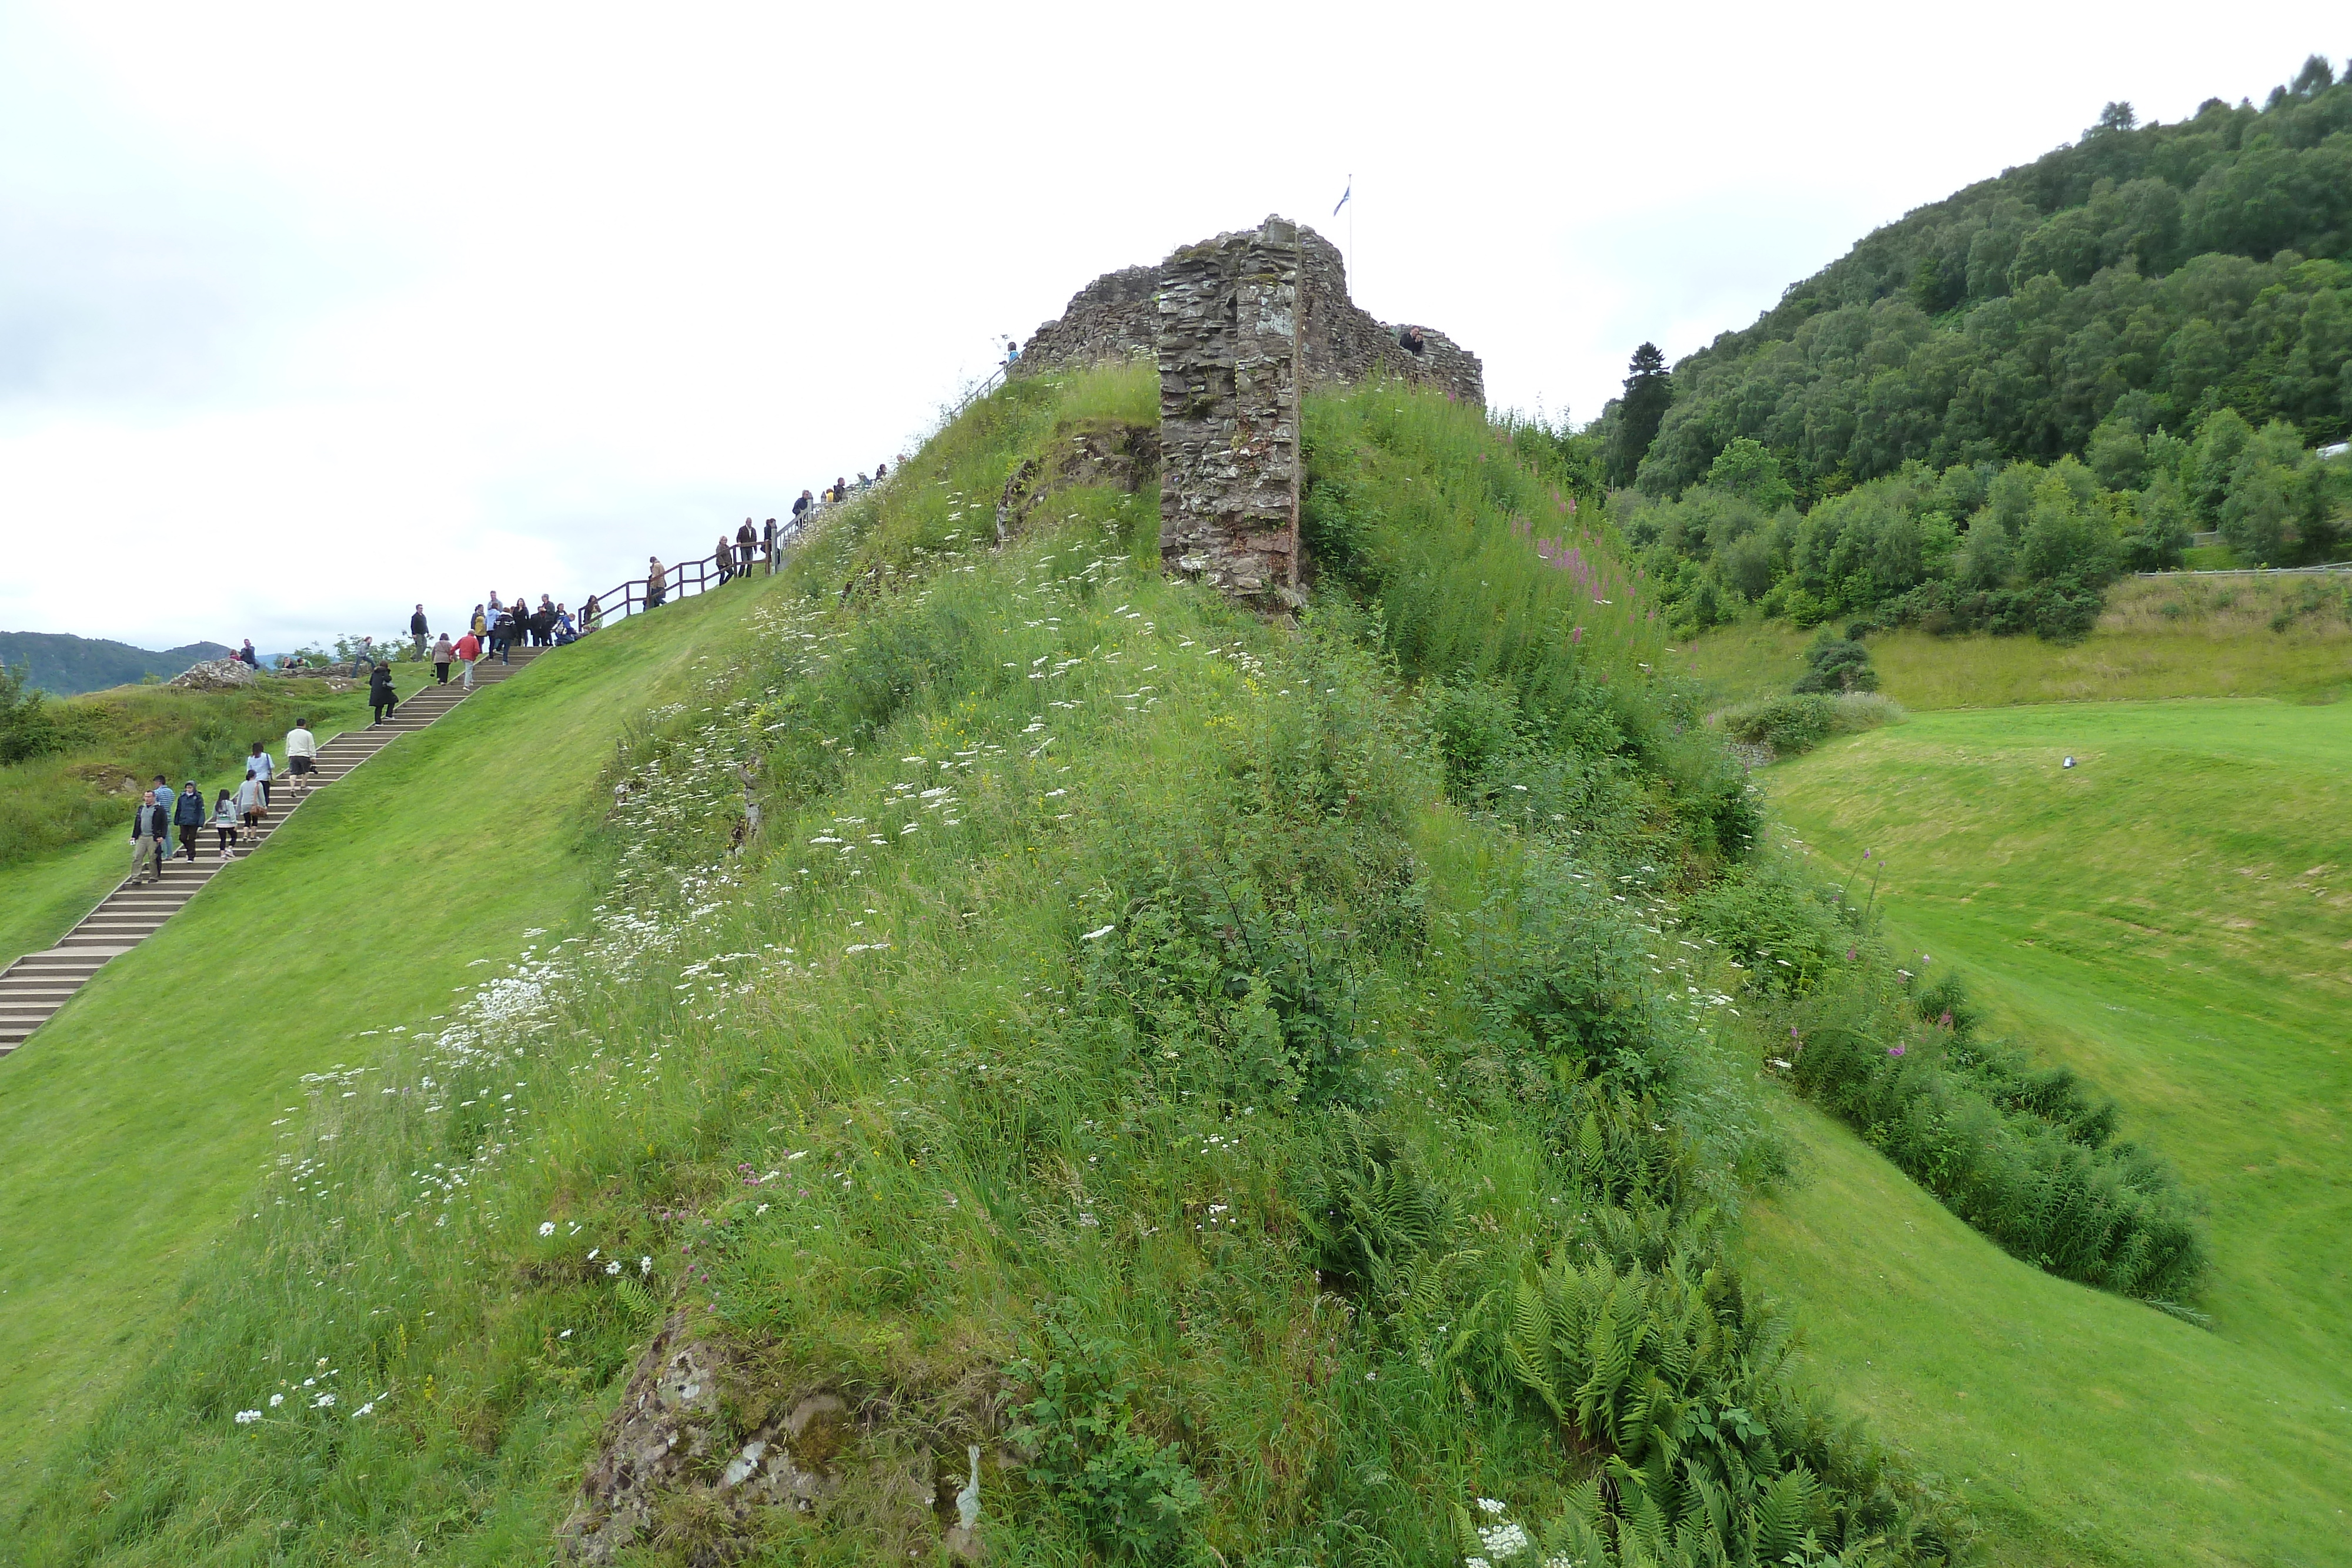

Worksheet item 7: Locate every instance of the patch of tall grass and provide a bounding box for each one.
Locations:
[6,370,1967,1566]
[1682,861,2209,1304]
[1713,691,1905,759]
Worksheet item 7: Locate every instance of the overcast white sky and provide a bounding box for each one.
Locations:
[0,2,2340,650]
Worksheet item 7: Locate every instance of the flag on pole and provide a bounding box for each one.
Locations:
[1332,180,1351,216]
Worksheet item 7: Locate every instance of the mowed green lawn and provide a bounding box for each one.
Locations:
[0,667,434,974]
[1743,697,2352,1566]
[0,586,763,1510]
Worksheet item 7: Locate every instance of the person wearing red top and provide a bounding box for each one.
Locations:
[454,630,482,689]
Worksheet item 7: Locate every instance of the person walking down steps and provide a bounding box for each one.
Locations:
[285,717,319,800]
[130,789,169,885]
[368,661,397,724]
[646,557,667,609]
[151,775,177,862]
[173,780,205,862]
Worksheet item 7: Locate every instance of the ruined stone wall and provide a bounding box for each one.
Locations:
[1014,215,1484,613]
[1156,218,1304,611]
[1019,223,1483,406]
[1016,265,1158,370]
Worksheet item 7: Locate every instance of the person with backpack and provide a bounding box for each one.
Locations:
[455,627,481,688]
[368,662,397,723]
[173,780,206,862]
[236,768,268,832]
[285,718,319,798]
[131,790,169,884]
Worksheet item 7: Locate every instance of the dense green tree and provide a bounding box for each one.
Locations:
[1607,342,1672,486]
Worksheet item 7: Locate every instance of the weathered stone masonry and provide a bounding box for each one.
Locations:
[1157,219,1306,609]
[1018,216,1483,612]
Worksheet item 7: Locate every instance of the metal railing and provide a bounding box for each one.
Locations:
[2134,560,2352,579]
[580,529,807,628]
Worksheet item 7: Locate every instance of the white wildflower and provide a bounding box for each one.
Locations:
[605,1260,622,1275]
[1081,925,1115,941]
[640,1256,653,1275]
[539,1221,556,1236]
[1476,1499,1508,1516]
[269,1393,284,1407]
[234,1409,262,1425]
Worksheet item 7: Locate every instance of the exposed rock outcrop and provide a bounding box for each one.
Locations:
[167,658,258,690]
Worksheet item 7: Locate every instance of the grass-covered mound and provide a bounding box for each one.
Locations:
[1737,698,2352,1564]
[5,370,1975,1565]
[0,594,740,1514]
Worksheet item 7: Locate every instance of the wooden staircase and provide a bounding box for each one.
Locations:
[0,647,546,1055]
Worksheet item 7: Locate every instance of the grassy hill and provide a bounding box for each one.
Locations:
[1741,698,2352,1564]
[0,593,743,1514]
[0,631,234,696]
[0,370,1994,1566]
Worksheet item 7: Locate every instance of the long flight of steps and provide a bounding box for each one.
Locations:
[0,647,545,1056]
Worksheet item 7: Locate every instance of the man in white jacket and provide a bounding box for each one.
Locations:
[285,719,319,800]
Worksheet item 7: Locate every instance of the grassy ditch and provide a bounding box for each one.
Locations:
[1740,697,2352,1563]
[6,375,1973,1565]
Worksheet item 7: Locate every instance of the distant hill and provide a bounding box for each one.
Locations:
[1615,54,2352,497]
[0,631,234,696]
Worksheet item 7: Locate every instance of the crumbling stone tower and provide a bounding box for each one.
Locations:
[1018,214,1481,614]
[1156,218,1307,611]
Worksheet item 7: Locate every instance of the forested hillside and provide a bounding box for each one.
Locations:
[1602,55,2352,639]
[0,631,232,696]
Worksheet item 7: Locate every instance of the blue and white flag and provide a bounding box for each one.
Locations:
[1332,180,1351,216]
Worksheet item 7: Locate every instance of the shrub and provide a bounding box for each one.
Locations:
[1786,985,2206,1302]
[1008,1317,1206,1564]
[1713,692,1904,758]
[1791,636,1877,693]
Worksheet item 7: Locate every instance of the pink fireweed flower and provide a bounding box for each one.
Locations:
[1887,1045,1905,1058]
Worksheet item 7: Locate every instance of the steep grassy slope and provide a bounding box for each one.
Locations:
[0,591,751,1509]
[2,373,1969,1566]
[0,669,437,972]
[1,663,433,867]
[1681,575,2352,709]
[1742,699,2352,1563]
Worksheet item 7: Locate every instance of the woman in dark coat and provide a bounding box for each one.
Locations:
[368,661,397,725]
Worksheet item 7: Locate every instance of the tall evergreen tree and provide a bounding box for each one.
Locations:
[1608,342,1672,486]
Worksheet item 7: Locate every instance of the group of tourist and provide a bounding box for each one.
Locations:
[126,730,313,881]
[405,593,597,696]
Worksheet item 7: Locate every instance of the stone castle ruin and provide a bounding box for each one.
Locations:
[1016,216,1482,611]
